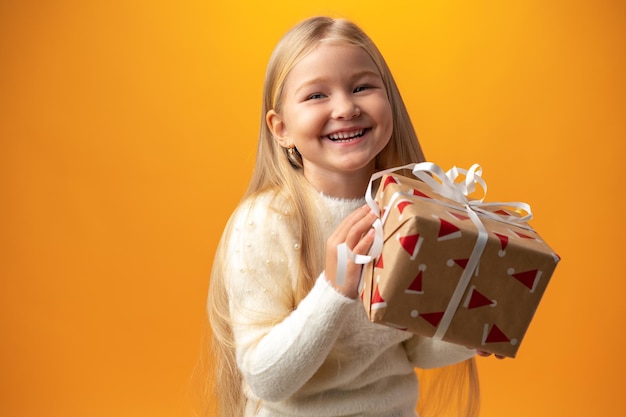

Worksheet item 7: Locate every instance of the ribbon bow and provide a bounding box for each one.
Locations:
[366,162,532,223]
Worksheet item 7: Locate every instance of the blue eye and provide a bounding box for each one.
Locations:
[354,85,370,93]
[307,93,325,100]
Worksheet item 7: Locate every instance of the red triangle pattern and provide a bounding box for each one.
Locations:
[485,324,511,343]
[375,254,384,269]
[438,218,461,239]
[449,211,470,221]
[411,188,431,198]
[398,234,421,256]
[511,269,538,290]
[406,270,423,292]
[420,311,444,327]
[494,232,509,251]
[383,176,397,191]
[515,231,534,239]
[451,258,469,269]
[397,200,412,214]
[467,288,494,309]
[372,285,385,304]
[494,209,511,216]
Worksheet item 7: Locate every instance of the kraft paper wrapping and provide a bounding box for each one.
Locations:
[360,166,560,358]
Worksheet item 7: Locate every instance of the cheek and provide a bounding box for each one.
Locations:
[285,107,327,136]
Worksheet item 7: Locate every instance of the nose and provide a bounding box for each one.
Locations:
[331,93,360,120]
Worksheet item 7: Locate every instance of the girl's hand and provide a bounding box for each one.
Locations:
[476,350,506,360]
[325,205,378,299]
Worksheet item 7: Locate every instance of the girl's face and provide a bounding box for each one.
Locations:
[267,42,393,197]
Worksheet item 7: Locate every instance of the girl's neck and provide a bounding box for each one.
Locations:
[303,166,373,199]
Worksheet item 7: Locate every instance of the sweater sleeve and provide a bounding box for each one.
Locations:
[223,195,354,402]
[403,334,476,369]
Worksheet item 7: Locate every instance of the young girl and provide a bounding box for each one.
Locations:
[205,16,482,417]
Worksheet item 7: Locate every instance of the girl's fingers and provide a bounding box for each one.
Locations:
[328,205,374,247]
[476,350,506,360]
[351,227,376,255]
[325,205,379,299]
[344,210,378,253]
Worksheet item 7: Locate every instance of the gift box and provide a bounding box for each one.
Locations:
[360,163,560,358]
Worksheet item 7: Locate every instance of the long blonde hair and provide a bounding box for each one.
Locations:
[200,16,479,417]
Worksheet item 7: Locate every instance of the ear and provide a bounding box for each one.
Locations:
[266,109,291,148]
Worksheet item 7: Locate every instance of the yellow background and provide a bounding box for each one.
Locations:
[1,1,624,416]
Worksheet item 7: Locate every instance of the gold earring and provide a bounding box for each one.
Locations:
[286,145,302,169]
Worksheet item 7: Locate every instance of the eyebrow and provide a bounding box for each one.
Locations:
[293,70,382,96]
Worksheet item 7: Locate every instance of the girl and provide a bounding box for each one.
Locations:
[205,16,482,417]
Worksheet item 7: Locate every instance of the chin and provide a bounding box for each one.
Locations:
[336,158,377,174]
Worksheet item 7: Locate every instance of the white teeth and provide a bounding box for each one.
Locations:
[328,129,365,141]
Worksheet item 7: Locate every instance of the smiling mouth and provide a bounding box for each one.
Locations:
[327,129,368,142]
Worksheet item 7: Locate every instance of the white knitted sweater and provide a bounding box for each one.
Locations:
[222,188,475,417]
